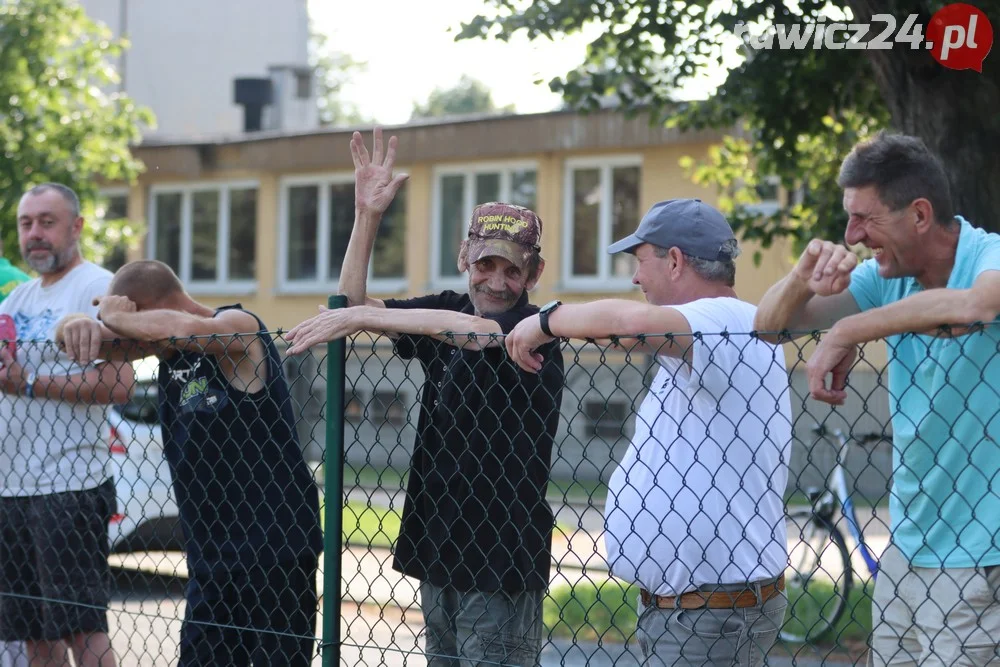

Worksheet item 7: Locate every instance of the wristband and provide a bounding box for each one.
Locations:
[538,300,562,338]
[24,371,36,399]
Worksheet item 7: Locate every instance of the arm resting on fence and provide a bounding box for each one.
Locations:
[365,307,504,349]
[826,270,1000,345]
[100,307,261,357]
[57,316,161,365]
[553,300,692,357]
[506,300,695,372]
[286,305,504,354]
[806,271,1000,405]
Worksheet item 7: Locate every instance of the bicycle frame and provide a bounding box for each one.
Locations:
[829,439,880,580]
[814,427,881,580]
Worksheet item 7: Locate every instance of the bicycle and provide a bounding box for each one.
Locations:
[780,423,889,644]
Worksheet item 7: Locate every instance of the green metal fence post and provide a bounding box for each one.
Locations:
[321,295,347,667]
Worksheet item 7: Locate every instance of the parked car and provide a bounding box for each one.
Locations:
[104,357,184,553]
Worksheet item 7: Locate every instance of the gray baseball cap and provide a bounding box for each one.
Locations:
[607,198,738,261]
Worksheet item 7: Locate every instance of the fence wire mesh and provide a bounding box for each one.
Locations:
[0,321,997,667]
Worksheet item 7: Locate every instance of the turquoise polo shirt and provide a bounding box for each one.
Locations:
[848,216,1000,568]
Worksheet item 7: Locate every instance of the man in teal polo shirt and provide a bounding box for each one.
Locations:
[754,131,1000,667]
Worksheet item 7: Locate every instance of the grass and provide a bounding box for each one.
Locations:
[543,577,874,646]
[784,578,874,644]
[343,465,609,506]
[544,579,640,644]
[319,498,403,549]
[324,498,574,548]
[341,500,403,549]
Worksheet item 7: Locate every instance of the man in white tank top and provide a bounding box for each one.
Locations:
[506,198,793,666]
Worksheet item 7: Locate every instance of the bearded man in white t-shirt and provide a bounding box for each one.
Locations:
[0,184,133,667]
[506,198,793,667]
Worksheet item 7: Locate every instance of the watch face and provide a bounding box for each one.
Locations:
[541,300,561,314]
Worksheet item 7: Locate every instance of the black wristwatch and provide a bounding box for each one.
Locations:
[538,300,562,337]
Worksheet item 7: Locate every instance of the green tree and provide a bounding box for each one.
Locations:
[310,30,371,126]
[411,74,516,120]
[459,0,1000,255]
[0,0,153,267]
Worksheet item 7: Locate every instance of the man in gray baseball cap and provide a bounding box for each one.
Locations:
[607,198,740,262]
[506,197,793,667]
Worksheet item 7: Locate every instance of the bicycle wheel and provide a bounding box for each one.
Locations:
[780,509,854,644]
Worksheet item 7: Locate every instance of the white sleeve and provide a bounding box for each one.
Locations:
[665,299,749,399]
[80,274,112,318]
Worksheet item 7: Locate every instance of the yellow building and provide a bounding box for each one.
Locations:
[107,108,798,324]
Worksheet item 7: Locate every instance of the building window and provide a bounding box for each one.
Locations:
[295,70,312,99]
[372,390,406,425]
[97,189,130,273]
[432,164,537,285]
[563,158,641,287]
[345,390,365,422]
[280,175,407,293]
[147,182,258,292]
[744,175,782,216]
[583,400,628,438]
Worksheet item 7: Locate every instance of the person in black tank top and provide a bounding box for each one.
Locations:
[55,260,322,667]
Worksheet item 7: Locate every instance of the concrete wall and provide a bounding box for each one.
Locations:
[80,0,311,138]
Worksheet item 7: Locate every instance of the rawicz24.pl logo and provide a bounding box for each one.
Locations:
[734,2,994,72]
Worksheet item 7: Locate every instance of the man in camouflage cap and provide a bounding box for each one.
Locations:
[287,128,564,667]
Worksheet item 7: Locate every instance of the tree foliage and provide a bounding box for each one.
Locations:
[0,0,153,267]
[411,74,516,120]
[459,0,1000,257]
[310,30,371,127]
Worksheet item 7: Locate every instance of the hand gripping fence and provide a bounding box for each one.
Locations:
[0,315,997,666]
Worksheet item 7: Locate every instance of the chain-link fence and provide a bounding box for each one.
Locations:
[1,320,998,666]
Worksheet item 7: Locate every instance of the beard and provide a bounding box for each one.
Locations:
[23,242,76,274]
[470,284,519,315]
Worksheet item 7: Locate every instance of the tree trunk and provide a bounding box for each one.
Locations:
[847,0,1000,233]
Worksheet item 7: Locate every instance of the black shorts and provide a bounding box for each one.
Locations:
[179,556,319,667]
[0,479,116,642]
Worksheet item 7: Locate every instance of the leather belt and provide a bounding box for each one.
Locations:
[640,575,785,610]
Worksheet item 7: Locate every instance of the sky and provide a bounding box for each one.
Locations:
[308,0,736,126]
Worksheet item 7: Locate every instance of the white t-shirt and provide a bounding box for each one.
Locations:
[603,297,793,596]
[0,262,113,497]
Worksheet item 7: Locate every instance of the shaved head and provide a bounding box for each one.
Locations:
[109,260,184,309]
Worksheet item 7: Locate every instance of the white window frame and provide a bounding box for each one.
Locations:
[96,187,130,219]
[744,174,782,216]
[561,155,642,291]
[146,181,259,296]
[430,161,540,290]
[277,172,409,295]
[96,187,131,271]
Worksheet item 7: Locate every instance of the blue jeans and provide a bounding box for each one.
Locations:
[635,579,788,667]
[419,581,543,667]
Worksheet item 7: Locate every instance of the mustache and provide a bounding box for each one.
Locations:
[25,241,53,252]
[474,285,516,301]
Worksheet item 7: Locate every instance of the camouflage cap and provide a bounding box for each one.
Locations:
[466,202,543,270]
